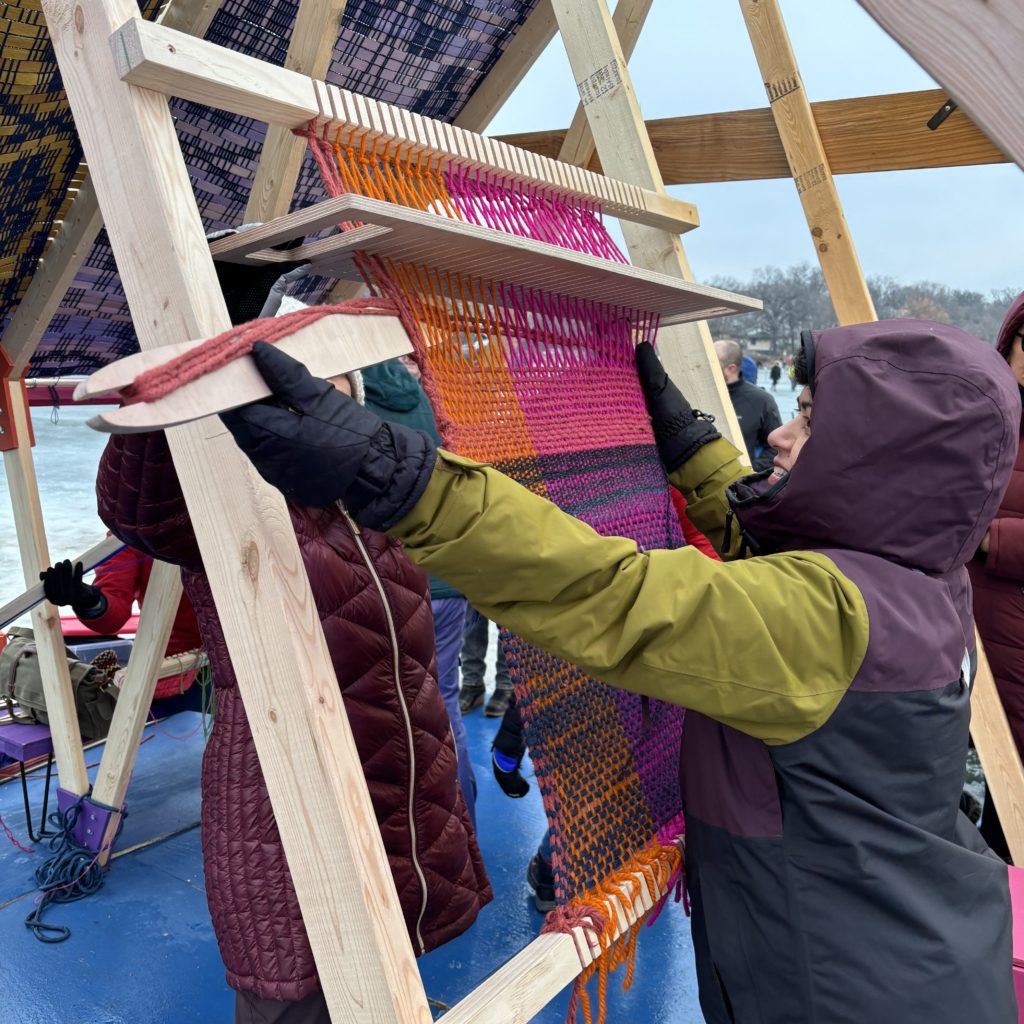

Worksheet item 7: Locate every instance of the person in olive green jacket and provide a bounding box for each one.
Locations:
[222,319,1020,1024]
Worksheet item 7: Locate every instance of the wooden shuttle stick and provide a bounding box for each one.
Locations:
[76,311,412,433]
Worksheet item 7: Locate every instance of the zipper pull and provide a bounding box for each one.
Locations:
[336,500,360,534]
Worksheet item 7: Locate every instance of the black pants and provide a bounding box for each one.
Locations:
[234,990,330,1024]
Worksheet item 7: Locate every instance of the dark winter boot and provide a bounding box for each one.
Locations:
[459,683,484,714]
[527,854,556,913]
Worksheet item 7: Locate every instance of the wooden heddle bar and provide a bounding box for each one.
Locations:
[110,16,700,235]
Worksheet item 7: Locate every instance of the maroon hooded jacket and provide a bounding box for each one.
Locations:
[970,293,1024,752]
[96,431,491,1000]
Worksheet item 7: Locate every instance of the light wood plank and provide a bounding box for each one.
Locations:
[502,89,1009,184]
[439,864,669,1024]
[557,0,653,168]
[245,0,348,223]
[46,1,431,1019]
[739,0,876,326]
[81,310,413,432]
[112,17,700,234]
[549,0,745,457]
[971,631,1024,865]
[856,0,1024,171]
[0,534,124,629]
[2,387,89,794]
[204,194,760,329]
[454,0,558,132]
[92,559,183,864]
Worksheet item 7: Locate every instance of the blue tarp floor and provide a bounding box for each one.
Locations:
[0,698,700,1023]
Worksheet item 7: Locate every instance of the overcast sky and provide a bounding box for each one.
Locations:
[488,0,1022,295]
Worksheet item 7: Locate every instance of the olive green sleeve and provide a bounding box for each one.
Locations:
[393,451,868,745]
[667,437,750,558]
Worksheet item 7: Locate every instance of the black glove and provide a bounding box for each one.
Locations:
[39,560,107,619]
[491,700,529,798]
[221,342,436,528]
[212,234,309,326]
[635,341,720,473]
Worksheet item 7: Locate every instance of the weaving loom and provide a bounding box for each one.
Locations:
[310,138,690,1014]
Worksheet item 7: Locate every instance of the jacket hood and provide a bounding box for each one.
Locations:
[997,292,1024,359]
[363,358,422,413]
[733,319,1021,574]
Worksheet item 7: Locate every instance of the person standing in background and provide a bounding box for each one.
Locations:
[971,291,1024,861]
[770,362,782,391]
[714,339,783,473]
[362,354,479,822]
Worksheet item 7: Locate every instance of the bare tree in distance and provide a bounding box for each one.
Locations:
[711,264,1015,354]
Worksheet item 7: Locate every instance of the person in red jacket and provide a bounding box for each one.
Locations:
[95,252,491,1024]
[40,548,202,700]
[972,291,1024,860]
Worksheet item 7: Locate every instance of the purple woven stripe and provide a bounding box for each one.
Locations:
[26,0,541,376]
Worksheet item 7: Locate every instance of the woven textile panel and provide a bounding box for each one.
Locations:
[10,0,539,376]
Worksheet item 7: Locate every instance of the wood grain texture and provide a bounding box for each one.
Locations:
[557,0,654,169]
[203,194,760,329]
[501,89,1007,184]
[550,0,746,457]
[971,632,1024,866]
[856,0,1024,171]
[92,559,183,863]
[47,1,431,1018]
[739,0,876,326]
[113,17,699,233]
[439,865,665,1024]
[83,311,413,432]
[2,387,89,794]
[244,0,348,223]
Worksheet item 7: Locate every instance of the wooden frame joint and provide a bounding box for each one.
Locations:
[0,348,33,452]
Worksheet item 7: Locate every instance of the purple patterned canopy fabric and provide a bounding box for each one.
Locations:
[7,0,539,377]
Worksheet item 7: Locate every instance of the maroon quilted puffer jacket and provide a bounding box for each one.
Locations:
[96,431,491,1000]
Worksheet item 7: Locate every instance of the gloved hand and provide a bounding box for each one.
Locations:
[39,560,107,619]
[635,341,720,472]
[221,342,437,527]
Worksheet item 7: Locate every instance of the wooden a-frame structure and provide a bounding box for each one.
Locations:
[1,0,1022,1019]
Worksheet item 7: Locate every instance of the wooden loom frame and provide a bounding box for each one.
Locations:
[0,0,1017,1020]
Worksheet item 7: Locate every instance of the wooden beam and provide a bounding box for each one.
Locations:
[454,0,559,132]
[44,1,431,1019]
[856,0,1024,172]
[2,387,89,795]
[971,631,1024,866]
[92,559,183,864]
[113,17,700,234]
[739,0,876,326]
[501,89,1009,184]
[549,0,745,456]
[439,863,665,1024]
[0,0,225,376]
[557,0,653,168]
[244,0,348,223]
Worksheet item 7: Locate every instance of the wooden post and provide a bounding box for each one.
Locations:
[549,0,746,455]
[91,559,183,864]
[245,0,349,222]
[42,2,429,1019]
[556,0,653,168]
[739,0,877,326]
[2,386,89,795]
[971,631,1024,864]
[856,0,1024,172]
